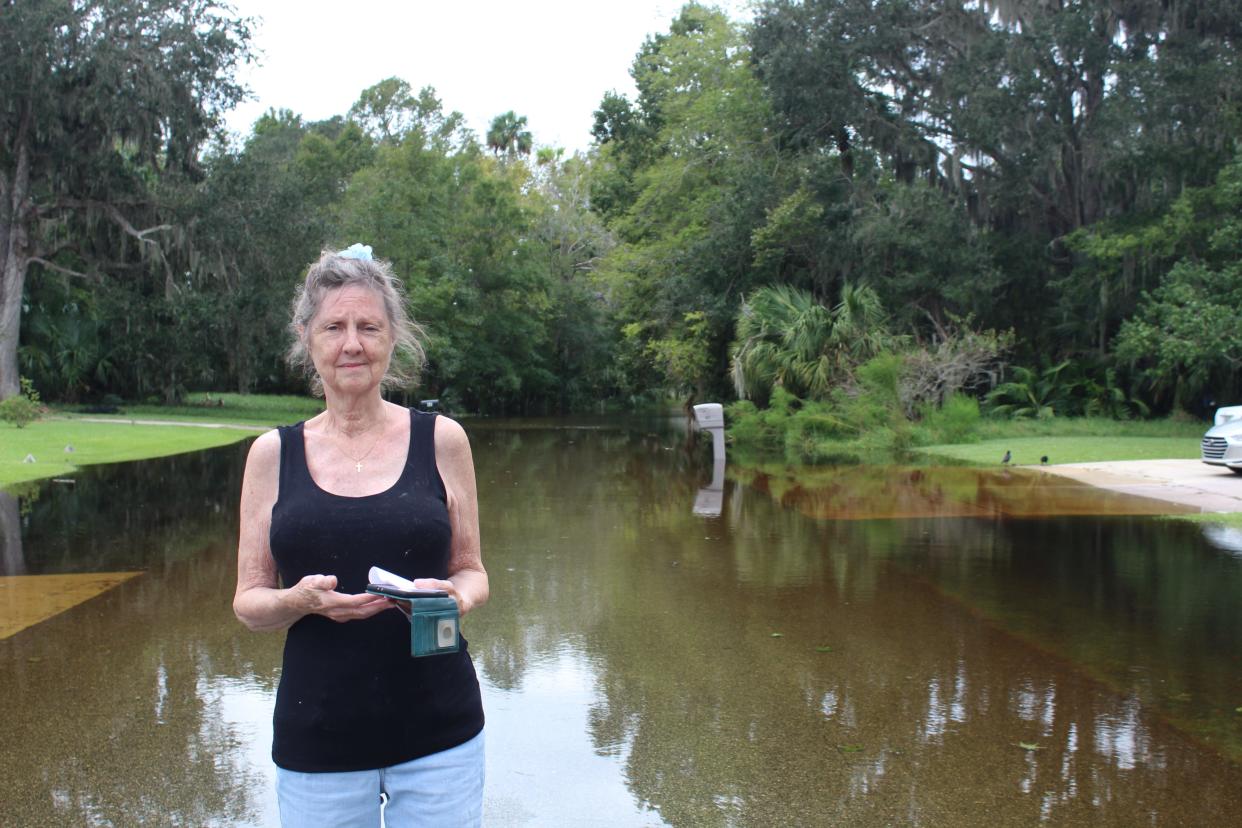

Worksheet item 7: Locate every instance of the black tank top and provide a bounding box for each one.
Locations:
[268,409,484,772]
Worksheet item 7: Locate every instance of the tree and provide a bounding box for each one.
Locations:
[848,180,1000,331]
[348,78,466,147]
[527,152,618,411]
[347,77,418,143]
[182,110,371,396]
[0,0,252,399]
[592,4,783,401]
[339,111,559,414]
[749,0,1242,360]
[485,111,533,158]
[1114,261,1242,410]
[1077,151,1242,408]
[730,283,897,403]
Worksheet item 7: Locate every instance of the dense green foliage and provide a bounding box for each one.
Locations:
[1,0,253,400]
[6,0,1242,424]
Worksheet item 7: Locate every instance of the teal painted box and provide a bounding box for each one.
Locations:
[406,595,461,657]
[366,586,461,657]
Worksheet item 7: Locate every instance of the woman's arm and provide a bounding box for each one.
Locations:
[233,431,390,632]
[416,416,488,615]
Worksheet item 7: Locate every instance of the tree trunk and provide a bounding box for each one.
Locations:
[0,252,25,400]
[1,111,33,401]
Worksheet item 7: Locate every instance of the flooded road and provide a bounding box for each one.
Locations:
[2,421,1241,825]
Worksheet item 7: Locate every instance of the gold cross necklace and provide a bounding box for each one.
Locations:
[334,419,387,472]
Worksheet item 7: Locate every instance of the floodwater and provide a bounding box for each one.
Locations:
[2,420,1241,826]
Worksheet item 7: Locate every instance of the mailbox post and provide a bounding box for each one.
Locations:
[692,403,725,457]
[692,403,726,517]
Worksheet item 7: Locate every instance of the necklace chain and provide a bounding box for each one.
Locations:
[333,420,386,472]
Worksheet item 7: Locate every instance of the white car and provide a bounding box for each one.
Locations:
[1202,406,1242,474]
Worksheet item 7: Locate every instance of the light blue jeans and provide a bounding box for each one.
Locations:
[275,731,484,828]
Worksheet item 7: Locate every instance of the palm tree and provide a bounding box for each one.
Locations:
[486,111,533,158]
[984,361,1079,419]
[730,283,894,402]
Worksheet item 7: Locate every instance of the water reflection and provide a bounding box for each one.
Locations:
[1202,524,1242,558]
[467,431,1242,824]
[730,463,1199,521]
[0,448,281,826]
[1,540,284,826]
[0,490,22,575]
[1,425,1241,826]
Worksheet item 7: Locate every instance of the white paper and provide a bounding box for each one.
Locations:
[368,566,417,591]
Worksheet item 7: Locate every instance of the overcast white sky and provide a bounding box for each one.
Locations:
[224,1,752,153]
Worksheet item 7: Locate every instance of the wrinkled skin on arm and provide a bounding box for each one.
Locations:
[409,416,488,616]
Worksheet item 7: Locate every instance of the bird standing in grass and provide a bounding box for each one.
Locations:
[1002,450,1011,465]
[1040,456,1048,465]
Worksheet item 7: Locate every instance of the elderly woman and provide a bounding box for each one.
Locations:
[233,245,487,827]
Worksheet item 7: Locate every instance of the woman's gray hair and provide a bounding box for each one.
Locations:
[287,248,426,396]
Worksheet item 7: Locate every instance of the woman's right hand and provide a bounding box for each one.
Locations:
[287,574,393,623]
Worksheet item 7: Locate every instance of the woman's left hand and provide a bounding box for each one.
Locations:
[412,578,464,613]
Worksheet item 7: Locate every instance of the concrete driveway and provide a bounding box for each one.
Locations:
[1033,459,1242,513]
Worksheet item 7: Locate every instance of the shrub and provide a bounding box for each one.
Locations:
[898,323,1012,416]
[725,399,781,450]
[0,378,43,428]
[782,398,850,459]
[917,392,982,444]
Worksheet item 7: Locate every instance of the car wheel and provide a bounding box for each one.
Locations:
[1231,468,1242,476]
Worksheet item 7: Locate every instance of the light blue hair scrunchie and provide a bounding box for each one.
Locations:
[340,243,373,261]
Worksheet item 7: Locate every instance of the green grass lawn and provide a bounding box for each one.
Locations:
[915,417,1242,524]
[59,391,325,427]
[1165,512,1242,528]
[918,435,1200,466]
[917,416,1205,465]
[0,418,260,488]
[2,393,325,489]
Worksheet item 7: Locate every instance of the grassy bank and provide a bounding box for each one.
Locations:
[1,393,323,489]
[726,380,1212,466]
[64,392,325,427]
[0,419,258,488]
[1165,512,1242,528]
[917,417,1204,465]
[917,435,1200,465]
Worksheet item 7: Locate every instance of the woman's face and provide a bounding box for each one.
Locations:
[307,285,394,397]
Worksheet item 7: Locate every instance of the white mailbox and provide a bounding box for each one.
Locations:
[693,403,725,430]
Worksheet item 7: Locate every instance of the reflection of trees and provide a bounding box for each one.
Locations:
[725,460,1242,756]
[576,513,1237,824]
[16,551,283,825]
[576,511,1242,825]
[0,489,22,574]
[0,440,284,825]
[467,423,692,691]
[466,427,1242,824]
[15,441,250,573]
[923,515,1242,761]
[729,463,1185,522]
[11,425,1239,824]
